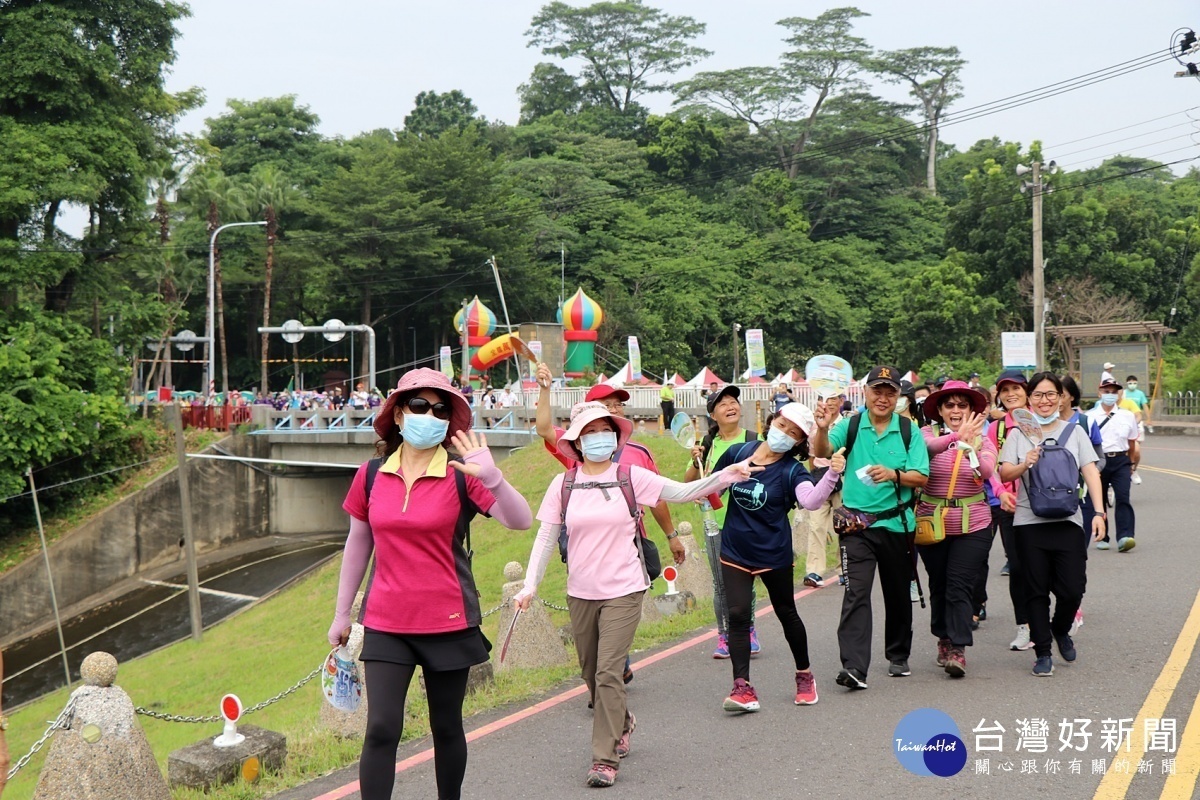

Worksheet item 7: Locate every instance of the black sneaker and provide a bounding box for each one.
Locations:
[1000,561,1011,577]
[888,659,911,677]
[1032,655,1054,677]
[1055,634,1077,663]
[835,668,868,690]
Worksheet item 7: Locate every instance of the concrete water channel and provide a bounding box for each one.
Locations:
[1,534,341,709]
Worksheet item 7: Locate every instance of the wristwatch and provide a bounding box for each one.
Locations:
[665,531,679,541]
[0,715,8,731]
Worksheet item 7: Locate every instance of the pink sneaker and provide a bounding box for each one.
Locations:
[794,670,818,705]
[615,714,635,759]
[586,763,617,787]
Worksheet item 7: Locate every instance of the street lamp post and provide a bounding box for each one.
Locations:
[207,221,267,395]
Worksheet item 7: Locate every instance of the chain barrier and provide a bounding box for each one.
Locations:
[6,697,77,781]
[539,597,570,612]
[135,666,321,724]
[480,602,506,619]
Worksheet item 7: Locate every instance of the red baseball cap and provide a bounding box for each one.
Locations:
[585,384,630,402]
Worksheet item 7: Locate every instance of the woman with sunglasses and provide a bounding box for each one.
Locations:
[998,372,1106,677]
[328,368,532,800]
[514,401,759,788]
[915,381,996,678]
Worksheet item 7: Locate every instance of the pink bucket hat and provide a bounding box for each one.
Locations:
[924,380,988,424]
[557,401,634,463]
[375,368,473,446]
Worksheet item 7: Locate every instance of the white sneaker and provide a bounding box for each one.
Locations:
[1069,609,1084,636]
[1132,472,1142,485]
[1107,486,1115,507]
[1010,624,1034,651]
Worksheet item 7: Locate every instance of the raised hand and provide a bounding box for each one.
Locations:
[724,459,766,482]
[958,411,984,446]
[535,362,553,389]
[830,446,847,473]
[449,430,491,476]
[815,398,841,430]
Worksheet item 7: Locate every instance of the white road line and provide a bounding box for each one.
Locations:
[141,579,258,602]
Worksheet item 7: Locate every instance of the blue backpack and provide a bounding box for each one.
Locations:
[1023,426,1081,519]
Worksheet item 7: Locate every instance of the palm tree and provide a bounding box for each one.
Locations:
[245,165,296,393]
[180,166,248,394]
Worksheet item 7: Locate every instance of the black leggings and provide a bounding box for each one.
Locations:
[361,661,471,800]
[723,561,810,681]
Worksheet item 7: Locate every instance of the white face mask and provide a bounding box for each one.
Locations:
[895,396,910,413]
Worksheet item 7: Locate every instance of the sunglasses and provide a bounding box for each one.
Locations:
[404,396,452,420]
[940,400,972,410]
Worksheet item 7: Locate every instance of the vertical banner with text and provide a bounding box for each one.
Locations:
[745,329,767,377]
[529,340,542,381]
[628,336,642,381]
[439,346,454,379]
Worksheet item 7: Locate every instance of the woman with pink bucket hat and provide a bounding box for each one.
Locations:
[514,401,761,788]
[328,368,532,800]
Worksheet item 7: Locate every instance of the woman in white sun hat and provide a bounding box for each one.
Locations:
[713,402,845,714]
[514,401,758,788]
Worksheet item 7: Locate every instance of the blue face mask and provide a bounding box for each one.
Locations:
[1100,393,1118,407]
[402,413,449,450]
[767,426,797,453]
[579,431,618,462]
[1033,411,1060,425]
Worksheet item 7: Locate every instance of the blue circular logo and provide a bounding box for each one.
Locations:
[893,708,967,777]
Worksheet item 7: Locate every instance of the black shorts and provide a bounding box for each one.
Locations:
[360,627,492,672]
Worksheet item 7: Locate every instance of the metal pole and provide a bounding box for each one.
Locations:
[560,244,566,309]
[208,221,267,396]
[27,466,72,686]
[732,323,741,383]
[460,298,471,388]
[365,325,377,390]
[170,405,204,642]
[1032,161,1045,372]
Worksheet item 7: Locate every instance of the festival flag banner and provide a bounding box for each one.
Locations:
[439,346,454,379]
[628,336,642,381]
[745,329,767,377]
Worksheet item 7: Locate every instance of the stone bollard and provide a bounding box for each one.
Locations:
[652,589,695,617]
[494,562,571,672]
[168,725,287,791]
[672,522,714,601]
[34,652,170,800]
[640,588,663,623]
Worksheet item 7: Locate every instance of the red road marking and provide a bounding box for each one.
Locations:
[310,582,830,799]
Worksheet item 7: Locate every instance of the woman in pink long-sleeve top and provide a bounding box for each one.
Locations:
[915,380,997,679]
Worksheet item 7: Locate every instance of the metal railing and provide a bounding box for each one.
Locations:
[1158,391,1200,416]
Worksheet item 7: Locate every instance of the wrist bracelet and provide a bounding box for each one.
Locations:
[666,532,679,540]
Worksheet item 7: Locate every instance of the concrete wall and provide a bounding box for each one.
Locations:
[0,436,271,646]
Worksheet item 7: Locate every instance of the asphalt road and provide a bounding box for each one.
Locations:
[279,436,1200,800]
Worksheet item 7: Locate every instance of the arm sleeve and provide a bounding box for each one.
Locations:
[463,449,532,530]
[795,467,840,511]
[921,425,956,454]
[521,520,558,595]
[658,469,739,503]
[330,516,374,643]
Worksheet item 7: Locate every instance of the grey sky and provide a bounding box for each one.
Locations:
[169,0,1196,165]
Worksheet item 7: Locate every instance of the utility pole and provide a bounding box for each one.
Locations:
[1018,160,1055,371]
[732,322,742,383]
[459,297,471,390]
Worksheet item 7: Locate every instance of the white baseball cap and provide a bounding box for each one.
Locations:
[777,402,816,438]
[1103,362,1116,370]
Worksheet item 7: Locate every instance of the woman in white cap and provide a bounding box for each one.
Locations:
[514,401,758,788]
[713,402,845,713]
[329,368,533,800]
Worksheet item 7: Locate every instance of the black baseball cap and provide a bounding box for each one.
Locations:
[706,384,741,414]
[865,365,902,391]
[995,369,1027,388]
[934,374,950,387]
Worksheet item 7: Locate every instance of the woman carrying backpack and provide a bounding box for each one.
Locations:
[714,403,845,712]
[514,401,757,788]
[998,373,1107,677]
[684,385,763,658]
[914,381,997,678]
[328,368,533,800]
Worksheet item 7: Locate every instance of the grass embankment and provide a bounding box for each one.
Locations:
[4,432,835,800]
[0,427,223,575]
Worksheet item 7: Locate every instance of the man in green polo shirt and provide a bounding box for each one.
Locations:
[812,364,930,690]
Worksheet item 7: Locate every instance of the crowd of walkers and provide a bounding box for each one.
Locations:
[327,361,1147,796]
